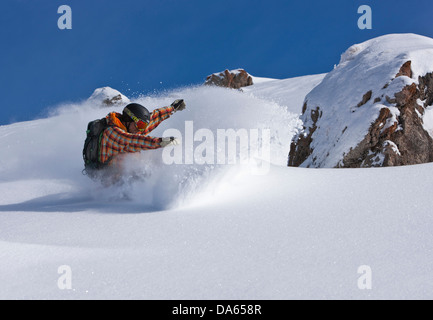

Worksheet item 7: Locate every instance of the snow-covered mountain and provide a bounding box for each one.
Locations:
[2,34,433,299]
[87,86,131,107]
[289,33,433,168]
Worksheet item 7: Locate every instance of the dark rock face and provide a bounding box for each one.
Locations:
[289,61,433,168]
[103,94,124,106]
[205,69,253,89]
[288,105,319,167]
[396,60,413,78]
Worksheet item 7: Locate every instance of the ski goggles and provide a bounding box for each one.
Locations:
[124,108,149,132]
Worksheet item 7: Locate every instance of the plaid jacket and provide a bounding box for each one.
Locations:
[99,106,174,164]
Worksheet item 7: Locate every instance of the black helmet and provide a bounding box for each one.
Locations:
[123,103,150,123]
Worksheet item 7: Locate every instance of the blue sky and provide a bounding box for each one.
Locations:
[1,0,432,125]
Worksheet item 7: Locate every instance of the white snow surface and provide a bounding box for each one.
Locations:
[299,33,433,168]
[424,106,433,138]
[2,36,433,299]
[244,74,326,113]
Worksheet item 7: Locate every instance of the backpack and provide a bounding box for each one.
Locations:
[82,118,109,171]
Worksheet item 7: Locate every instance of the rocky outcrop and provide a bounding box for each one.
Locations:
[341,69,433,167]
[87,87,130,107]
[289,62,433,168]
[288,34,433,168]
[205,69,253,89]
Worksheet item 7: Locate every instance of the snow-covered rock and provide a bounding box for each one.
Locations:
[204,68,253,89]
[87,86,130,107]
[289,33,433,168]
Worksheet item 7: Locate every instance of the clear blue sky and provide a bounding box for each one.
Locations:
[1,0,432,125]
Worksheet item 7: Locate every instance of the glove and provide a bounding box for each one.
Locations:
[160,137,180,147]
[171,99,186,112]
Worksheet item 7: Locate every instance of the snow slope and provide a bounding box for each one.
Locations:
[245,74,326,113]
[1,60,433,299]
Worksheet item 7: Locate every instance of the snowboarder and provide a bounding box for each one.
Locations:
[83,99,186,185]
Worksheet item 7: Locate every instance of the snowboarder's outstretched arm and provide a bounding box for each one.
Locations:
[143,100,186,135]
[143,106,174,135]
